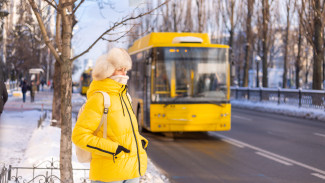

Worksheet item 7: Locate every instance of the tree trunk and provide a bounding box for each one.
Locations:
[229,0,235,86]
[52,61,61,126]
[172,2,178,32]
[59,1,73,182]
[312,0,323,90]
[283,1,290,88]
[243,0,254,87]
[196,0,204,33]
[185,0,193,32]
[296,8,302,89]
[262,0,269,87]
[59,60,73,183]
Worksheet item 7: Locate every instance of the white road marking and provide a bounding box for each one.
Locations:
[255,152,293,166]
[232,115,252,121]
[311,173,325,180]
[222,139,245,148]
[211,132,325,175]
[314,133,325,138]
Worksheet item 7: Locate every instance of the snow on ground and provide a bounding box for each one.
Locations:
[0,91,169,183]
[231,100,325,122]
[0,110,41,166]
[18,115,168,182]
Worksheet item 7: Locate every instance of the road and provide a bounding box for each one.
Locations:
[144,107,325,183]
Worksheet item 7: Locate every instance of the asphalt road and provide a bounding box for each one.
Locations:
[143,107,325,183]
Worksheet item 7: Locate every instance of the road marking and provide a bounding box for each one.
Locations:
[222,139,245,148]
[314,133,325,138]
[311,173,325,180]
[232,115,252,121]
[211,133,325,175]
[255,152,293,166]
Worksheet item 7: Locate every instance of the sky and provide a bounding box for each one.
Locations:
[71,0,143,81]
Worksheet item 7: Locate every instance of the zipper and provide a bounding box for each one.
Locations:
[120,89,141,176]
[87,145,115,155]
[119,86,126,116]
[125,86,135,114]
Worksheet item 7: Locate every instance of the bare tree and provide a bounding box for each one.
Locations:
[196,0,207,33]
[184,0,193,32]
[312,0,324,89]
[282,0,293,88]
[301,0,324,89]
[295,0,303,89]
[243,0,254,87]
[220,0,242,85]
[27,0,168,181]
[261,0,270,87]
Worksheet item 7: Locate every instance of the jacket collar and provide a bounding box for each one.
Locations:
[87,78,127,98]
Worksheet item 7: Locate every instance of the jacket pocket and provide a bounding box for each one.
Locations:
[141,140,147,151]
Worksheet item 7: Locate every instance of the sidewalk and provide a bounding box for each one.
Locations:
[0,89,168,183]
[4,88,85,113]
[231,99,325,122]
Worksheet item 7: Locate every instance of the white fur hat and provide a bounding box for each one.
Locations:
[92,48,132,81]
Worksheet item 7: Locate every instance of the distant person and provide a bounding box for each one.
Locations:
[30,81,36,102]
[41,79,46,91]
[21,80,28,103]
[72,48,148,183]
[0,81,8,117]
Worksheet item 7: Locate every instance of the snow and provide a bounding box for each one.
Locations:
[0,91,169,183]
[0,110,41,166]
[231,99,325,121]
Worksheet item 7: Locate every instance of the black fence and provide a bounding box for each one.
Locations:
[0,159,89,183]
[231,87,325,109]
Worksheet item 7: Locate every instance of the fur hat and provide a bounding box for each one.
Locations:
[92,48,132,81]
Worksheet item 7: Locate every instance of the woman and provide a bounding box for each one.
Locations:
[72,48,148,183]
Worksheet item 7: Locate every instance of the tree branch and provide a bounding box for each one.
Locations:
[72,0,85,15]
[101,25,136,43]
[27,0,61,63]
[71,0,169,62]
[43,0,58,10]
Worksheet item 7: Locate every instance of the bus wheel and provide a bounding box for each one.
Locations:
[137,104,143,132]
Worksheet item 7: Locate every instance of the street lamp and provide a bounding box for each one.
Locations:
[255,55,261,87]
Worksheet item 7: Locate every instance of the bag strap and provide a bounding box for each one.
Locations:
[93,91,110,138]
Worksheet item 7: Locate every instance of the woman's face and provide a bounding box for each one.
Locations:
[112,68,127,76]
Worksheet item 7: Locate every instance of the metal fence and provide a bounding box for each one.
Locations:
[231,87,325,109]
[0,159,89,183]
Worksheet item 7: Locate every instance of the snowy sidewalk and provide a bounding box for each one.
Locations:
[231,99,325,122]
[0,91,169,183]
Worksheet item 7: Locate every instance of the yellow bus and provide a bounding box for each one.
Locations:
[128,32,231,132]
[80,68,92,96]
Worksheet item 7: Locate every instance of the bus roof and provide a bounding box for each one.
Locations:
[128,32,229,55]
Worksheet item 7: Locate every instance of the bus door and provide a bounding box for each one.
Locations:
[144,51,153,128]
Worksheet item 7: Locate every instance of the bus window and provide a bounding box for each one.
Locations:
[153,47,228,103]
[154,62,170,99]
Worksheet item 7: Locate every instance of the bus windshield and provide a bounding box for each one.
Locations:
[153,47,228,103]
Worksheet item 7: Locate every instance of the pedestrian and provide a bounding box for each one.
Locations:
[72,48,148,183]
[21,80,28,103]
[0,80,8,117]
[30,81,36,102]
[41,79,45,91]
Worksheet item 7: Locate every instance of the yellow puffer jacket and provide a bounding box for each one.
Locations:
[72,78,148,182]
